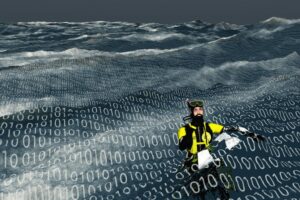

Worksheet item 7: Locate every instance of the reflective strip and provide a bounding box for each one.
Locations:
[196,142,206,144]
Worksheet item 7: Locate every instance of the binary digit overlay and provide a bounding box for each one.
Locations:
[0,19,300,199]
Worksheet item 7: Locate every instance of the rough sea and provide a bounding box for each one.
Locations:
[0,17,300,200]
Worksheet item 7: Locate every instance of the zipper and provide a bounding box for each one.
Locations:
[204,123,208,148]
[197,126,201,151]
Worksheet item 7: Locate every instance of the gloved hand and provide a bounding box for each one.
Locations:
[245,131,266,142]
[223,125,239,132]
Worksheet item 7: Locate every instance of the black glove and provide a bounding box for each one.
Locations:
[245,131,266,142]
[223,126,239,132]
[179,134,193,150]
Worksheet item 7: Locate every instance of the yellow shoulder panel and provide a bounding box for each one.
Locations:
[177,126,186,140]
[208,123,224,134]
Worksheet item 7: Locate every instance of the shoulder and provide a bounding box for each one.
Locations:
[178,123,192,132]
[206,121,223,126]
[205,121,223,127]
[205,122,224,132]
[178,124,188,131]
[177,125,188,138]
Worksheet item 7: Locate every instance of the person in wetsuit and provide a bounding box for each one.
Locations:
[177,100,234,200]
[177,99,266,199]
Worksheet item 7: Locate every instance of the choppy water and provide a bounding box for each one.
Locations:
[0,17,300,200]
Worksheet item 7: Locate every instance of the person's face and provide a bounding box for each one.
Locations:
[193,106,204,117]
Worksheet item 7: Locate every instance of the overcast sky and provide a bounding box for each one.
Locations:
[1,0,300,24]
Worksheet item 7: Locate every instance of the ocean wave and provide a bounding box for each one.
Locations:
[249,27,287,39]
[183,20,210,27]
[248,17,300,39]
[137,22,163,32]
[0,44,204,68]
[2,28,293,68]
[168,52,300,90]
[0,96,55,117]
[17,21,53,26]
[68,34,89,40]
[0,18,299,200]
[213,21,246,31]
[118,45,196,56]
[0,48,102,67]
[15,21,114,35]
[207,34,238,44]
[261,17,300,26]
[119,32,194,42]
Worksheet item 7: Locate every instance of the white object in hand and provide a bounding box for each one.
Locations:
[214,132,241,150]
[238,126,248,133]
[225,137,241,150]
[214,132,232,142]
[197,149,214,170]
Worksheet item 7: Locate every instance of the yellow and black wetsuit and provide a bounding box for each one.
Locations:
[178,122,231,200]
[178,122,224,163]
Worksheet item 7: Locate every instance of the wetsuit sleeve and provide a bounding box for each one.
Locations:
[178,127,192,150]
[178,127,186,140]
[223,125,239,132]
[208,123,224,134]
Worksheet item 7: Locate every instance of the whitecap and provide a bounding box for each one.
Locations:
[139,26,158,32]
[138,22,162,32]
[207,34,238,44]
[68,34,89,40]
[118,44,200,56]
[261,17,300,26]
[213,21,245,31]
[0,44,204,67]
[17,21,51,26]
[168,51,300,90]
[119,32,193,42]
[0,48,102,67]
[248,17,300,39]
[0,102,34,117]
[249,26,286,39]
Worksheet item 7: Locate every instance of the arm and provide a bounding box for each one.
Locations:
[208,123,225,134]
[223,125,239,132]
[223,125,266,142]
[178,127,192,150]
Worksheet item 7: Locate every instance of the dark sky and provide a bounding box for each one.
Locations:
[1,0,300,24]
